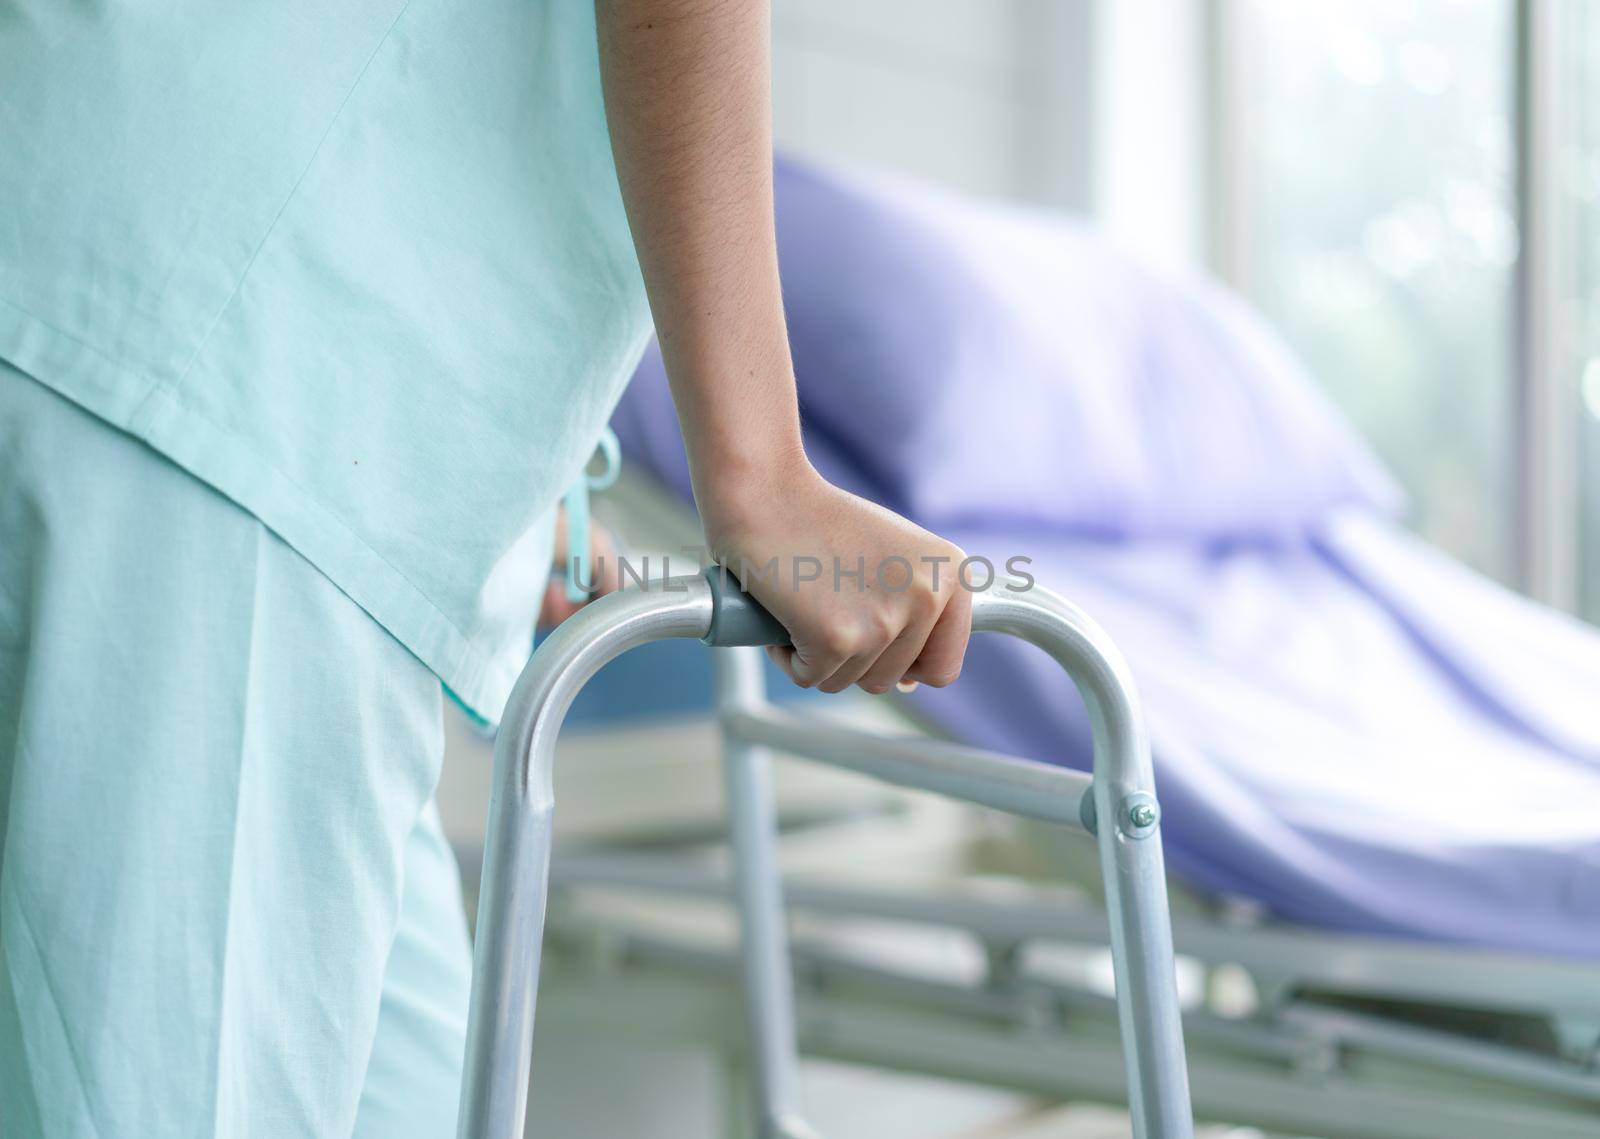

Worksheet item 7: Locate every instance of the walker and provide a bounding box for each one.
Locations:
[455,566,1194,1138]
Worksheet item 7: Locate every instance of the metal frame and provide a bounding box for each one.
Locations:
[548,853,1600,1025]
[455,572,1194,1138]
[1514,0,1579,608]
[538,848,1600,1139]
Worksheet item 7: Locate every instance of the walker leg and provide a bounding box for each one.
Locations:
[456,754,556,1138]
[718,1051,755,1139]
[715,647,819,1139]
[1093,779,1192,1139]
[457,579,718,1139]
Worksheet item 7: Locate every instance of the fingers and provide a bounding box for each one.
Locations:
[767,644,845,691]
[812,606,914,693]
[817,647,877,694]
[854,578,967,694]
[538,519,622,630]
[904,581,971,687]
[785,589,956,696]
[540,578,581,628]
[785,630,857,690]
[854,609,938,695]
[589,525,623,597]
[764,640,825,688]
[771,611,878,690]
[736,524,974,695]
[550,507,569,561]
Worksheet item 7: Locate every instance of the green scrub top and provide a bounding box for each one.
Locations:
[0,0,653,720]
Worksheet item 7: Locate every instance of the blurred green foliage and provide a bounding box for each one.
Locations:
[1239,0,1515,579]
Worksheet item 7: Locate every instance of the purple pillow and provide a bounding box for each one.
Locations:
[616,158,1400,540]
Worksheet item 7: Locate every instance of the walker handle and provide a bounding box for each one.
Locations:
[701,564,792,648]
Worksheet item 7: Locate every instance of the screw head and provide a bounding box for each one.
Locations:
[1128,802,1158,830]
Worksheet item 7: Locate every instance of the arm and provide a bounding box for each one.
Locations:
[595,0,969,692]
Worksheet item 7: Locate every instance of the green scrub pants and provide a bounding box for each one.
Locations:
[0,364,472,1138]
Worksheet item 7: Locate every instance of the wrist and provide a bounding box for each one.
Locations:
[695,436,814,552]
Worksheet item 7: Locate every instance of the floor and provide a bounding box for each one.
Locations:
[525,1033,1283,1138]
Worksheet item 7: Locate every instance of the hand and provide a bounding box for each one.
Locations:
[705,459,971,694]
[538,509,623,630]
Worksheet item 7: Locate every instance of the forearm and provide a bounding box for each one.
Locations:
[594,0,804,539]
[593,0,971,693]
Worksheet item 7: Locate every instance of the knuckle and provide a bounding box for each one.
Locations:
[925,663,962,687]
[822,626,860,658]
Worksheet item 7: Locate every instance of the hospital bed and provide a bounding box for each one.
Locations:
[453,156,1600,1136]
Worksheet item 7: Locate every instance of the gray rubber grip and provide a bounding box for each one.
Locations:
[701,565,793,647]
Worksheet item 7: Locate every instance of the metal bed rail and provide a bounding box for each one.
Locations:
[455,566,1194,1139]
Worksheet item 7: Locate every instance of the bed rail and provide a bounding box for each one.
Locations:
[456,566,1193,1139]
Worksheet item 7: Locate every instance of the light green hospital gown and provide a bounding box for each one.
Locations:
[0,0,651,1135]
[1,368,470,1137]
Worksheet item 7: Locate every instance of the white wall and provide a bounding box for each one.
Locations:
[769,0,1207,268]
[771,0,1095,210]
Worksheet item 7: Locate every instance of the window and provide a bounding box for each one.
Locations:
[1574,1,1600,621]
[1226,0,1518,580]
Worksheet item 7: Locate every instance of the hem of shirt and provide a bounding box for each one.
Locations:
[0,303,522,724]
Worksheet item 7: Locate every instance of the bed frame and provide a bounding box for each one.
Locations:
[540,845,1600,1138]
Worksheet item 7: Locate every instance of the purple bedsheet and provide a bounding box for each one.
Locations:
[611,160,1600,956]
